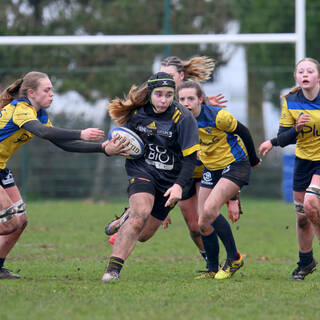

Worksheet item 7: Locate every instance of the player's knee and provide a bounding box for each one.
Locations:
[130,210,149,231]
[189,229,201,239]
[294,201,305,216]
[0,214,18,235]
[19,215,28,231]
[138,234,151,242]
[13,200,27,230]
[198,218,211,235]
[13,213,28,234]
[297,215,309,229]
[130,216,145,231]
[304,198,317,213]
[202,205,219,222]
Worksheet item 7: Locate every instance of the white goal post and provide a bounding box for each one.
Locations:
[0,0,305,63]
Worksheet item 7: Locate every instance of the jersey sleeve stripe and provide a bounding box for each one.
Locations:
[172,109,182,124]
[182,144,200,157]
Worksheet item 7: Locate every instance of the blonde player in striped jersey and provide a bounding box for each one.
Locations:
[0,71,127,279]
[259,57,320,280]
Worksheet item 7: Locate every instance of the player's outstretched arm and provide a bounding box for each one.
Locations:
[258,140,273,156]
[23,120,105,142]
[80,128,105,141]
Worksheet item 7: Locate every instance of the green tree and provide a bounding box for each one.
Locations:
[0,0,236,200]
[232,0,320,145]
[0,0,234,100]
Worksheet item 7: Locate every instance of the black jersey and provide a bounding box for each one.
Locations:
[125,101,200,192]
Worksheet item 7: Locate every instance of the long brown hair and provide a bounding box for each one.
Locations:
[0,71,48,109]
[107,83,149,125]
[161,56,215,82]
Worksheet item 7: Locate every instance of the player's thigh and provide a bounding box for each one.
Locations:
[139,215,162,242]
[197,186,212,218]
[5,185,22,204]
[129,192,154,217]
[179,195,198,222]
[0,186,13,209]
[205,178,240,212]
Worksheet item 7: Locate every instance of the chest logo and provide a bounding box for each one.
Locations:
[147,121,157,130]
[14,133,30,143]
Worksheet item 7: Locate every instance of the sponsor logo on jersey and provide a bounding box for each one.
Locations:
[145,143,174,170]
[136,125,172,138]
[14,133,31,143]
[300,124,320,138]
[199,136,218,146]
[146,121,157,130]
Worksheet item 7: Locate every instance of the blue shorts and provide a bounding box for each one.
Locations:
[0,168,16,189]
[200,159,251,189]
[127,177,181,221]
[294,157,320,192]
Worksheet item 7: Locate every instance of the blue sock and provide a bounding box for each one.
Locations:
[212,214,239,261]
[299,250,313,267]
[201,231,219,272]
[0,258,5,268]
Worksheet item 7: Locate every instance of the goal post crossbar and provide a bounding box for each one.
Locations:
[0,0,305,63]
[0,33,298,46]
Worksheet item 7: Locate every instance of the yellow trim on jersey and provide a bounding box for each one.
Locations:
[172,108,182,124]
[182,144,200,157]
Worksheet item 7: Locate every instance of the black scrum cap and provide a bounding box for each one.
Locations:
[147,72,175,98]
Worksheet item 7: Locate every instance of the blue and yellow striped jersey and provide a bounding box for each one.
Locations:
[197,105,247,170]
[0,97,52,169]
[280,89,320,161]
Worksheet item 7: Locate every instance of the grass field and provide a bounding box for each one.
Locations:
[1,198,320,320]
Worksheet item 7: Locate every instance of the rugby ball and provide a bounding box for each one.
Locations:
[108,127,144,159]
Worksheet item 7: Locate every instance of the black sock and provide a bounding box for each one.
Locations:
[299,250,313,268]
[199,250,207,262]
[201,231,219,272]
[106,256,124,274]
[0,258,5,269]
[212,214,239,261]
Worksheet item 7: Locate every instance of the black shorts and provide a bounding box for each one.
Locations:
[127,177,184,221]
[0,168,16,189]
[181,178,201,201]
[293,157,320,192]
[200,159,251,189]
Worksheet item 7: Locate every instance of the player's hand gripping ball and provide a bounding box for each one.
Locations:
[108,127,144,159]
